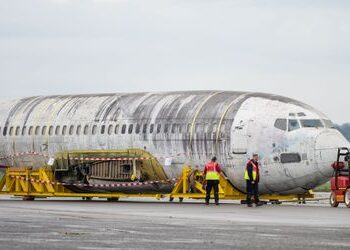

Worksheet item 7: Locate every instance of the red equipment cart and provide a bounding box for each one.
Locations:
[330,147,350,208]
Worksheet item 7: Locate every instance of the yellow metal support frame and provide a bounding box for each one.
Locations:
[0,166,314,202]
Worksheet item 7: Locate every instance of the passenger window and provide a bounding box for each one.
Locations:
[76,125,81,135]
[156,124,161,133]
[55,126,60,135]
[150,124,154,133]
[69,125,74,135]
[136,124,141,134]
[9,126,13,136]
[42,126,47,135]
[274,119,287,131]
[128,124,133,134]
[62,125,67,135]
[28,126,33,135]
[121,124,126,134]
[3,127,7,136]
[101,125,105,134]
[15,126,20,136]
[108,125,113,135]
[115,124,119,134]
[49,126,54,136]
[35,126,40,135]
[164,124,169,133]
[22,126,27,136]
[288,119,300,132]
[281,153,301,163]
[143,124,148,133]
[92,125,97,135]
[84,125,89,135]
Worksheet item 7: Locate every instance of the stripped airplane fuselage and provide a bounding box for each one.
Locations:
[0,91,348,194]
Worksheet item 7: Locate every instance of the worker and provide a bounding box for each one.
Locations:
[244,153,263,207]
[203,156,222,205]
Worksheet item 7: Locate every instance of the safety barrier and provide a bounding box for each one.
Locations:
[10,174,177,188]
[0,151,186,161]
[0,151,48,160]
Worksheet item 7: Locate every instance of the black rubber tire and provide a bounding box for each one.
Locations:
[107,198,119,202]
[345,189,350,208]
[330,191,339,208]
[22,196,35,201]
[270,200,282,205]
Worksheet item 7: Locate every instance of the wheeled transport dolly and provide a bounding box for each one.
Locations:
[330,147,350,208]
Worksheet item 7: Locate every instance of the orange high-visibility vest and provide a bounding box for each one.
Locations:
[205,162,220,180]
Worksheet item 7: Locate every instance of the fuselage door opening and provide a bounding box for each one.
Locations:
[231,121,248,155]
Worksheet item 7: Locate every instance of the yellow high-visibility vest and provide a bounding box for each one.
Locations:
[244,160,258,181]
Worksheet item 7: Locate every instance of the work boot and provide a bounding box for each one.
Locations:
[256,201,264,207]
[215,202,219,206]
[205,202,209,206]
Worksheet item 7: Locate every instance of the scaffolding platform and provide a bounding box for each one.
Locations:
[0,166,314,203]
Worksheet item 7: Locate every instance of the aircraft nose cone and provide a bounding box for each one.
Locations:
[315,130,350,177]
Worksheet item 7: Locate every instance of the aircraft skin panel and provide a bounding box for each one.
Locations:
[0,91,349,195]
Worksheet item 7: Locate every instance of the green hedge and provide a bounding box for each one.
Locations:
[314,181,331,192]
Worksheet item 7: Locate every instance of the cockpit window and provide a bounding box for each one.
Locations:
[275,118,330,132]
[274,119,287,131]
[288,119,300,131]
[323,119,335,128]
[300,119,324,128]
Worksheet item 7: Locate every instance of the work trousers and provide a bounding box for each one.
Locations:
[205,180,219,204]
[246,180,259,204]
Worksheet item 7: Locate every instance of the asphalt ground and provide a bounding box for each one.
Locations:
[0,194,349,250]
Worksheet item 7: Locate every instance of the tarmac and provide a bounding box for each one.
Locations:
[0,194,349,250]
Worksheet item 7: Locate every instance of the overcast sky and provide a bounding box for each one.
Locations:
[0,0,349,123]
